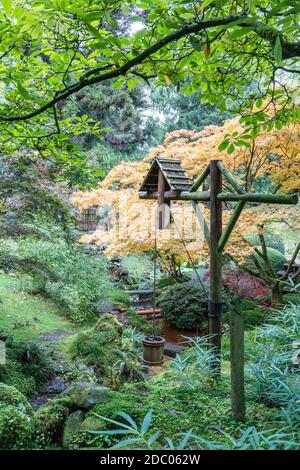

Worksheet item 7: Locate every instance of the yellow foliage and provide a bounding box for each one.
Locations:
[72,117,300,263]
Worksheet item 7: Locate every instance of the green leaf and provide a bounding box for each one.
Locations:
[127,79,136,90]
[117,412,138,430]
[111,438,144,449]
[227,143,235,154]
[274,35,282,62]
[85,23,102,40]
[218,140,230,151]
[230,27,252,39]
[17,83,31,99]
[189,36,202,51]
[2,0,11,15]
[202,0,214,9]
[141,410,152,436]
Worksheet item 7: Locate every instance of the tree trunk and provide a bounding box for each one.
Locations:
[271,283,283,307]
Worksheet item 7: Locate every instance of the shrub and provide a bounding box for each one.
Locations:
[0,383,33,415]
[0,338,54,395]
[244,232,285,254]
[158,284,208,330]
[0,403,34,449]
[0,384,34,450]
[0,238,113,324]
[0,359,36,396]
[5,339,55,388]
[245,247,287,274]
[120,255,155,287]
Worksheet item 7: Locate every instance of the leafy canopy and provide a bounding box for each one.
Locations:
[0,0,299,167]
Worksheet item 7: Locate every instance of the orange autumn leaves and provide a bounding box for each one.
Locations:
[72,117,300,263]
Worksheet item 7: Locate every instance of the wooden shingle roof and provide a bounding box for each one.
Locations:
[139,157,193,192]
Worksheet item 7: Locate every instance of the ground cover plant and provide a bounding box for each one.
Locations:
[0,0,299,455]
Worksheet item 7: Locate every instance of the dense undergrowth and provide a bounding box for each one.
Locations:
[0,239,113,324]
[0,272,298,450]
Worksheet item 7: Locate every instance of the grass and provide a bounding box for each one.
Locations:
[0,274,78,341]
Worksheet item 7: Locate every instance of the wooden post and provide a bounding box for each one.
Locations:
[209,160,223,371]
[157,169,169,229]
[230,298,245,422]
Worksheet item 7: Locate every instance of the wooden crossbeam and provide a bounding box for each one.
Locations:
[218,192,298,204]
[139,190,298,205]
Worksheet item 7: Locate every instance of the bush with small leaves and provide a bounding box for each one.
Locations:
[159,284,208,330]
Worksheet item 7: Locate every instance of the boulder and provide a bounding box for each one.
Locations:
[63,410,85,448]
[80,415,106,432]
[62,382,110,409]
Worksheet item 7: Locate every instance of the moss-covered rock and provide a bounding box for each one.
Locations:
[62,410,85,448]
[62,381,111,409]
[34,397,71,445]
[80,415,106,432]
[0,403,34,449]
[93,313,124,334]
[69,313,124,372]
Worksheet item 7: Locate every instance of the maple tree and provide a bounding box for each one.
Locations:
[73,118,300,284]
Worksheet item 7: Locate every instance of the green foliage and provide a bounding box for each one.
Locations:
[245,247,287,274]
[0,153,76,241]
[109,290,130,308]
[0,359,36,397]
[120,255,155,288]
[0,0,298,165]
[0,384,34,450]
[192,426,299,450]
[0,383,33,415]
[63,82,154,155]
[89,409,299,450]
[247,303,300,409]
[223,299,265,327]
[34,397,72,445]
[0,239,113,324]
[159,284,208,330]
[0,338,54,395]
[70,314,144,386]
[0,403,35,450]
[245,232,285,254]
[169,336,219,389]
[151,86,231,133]
[5,338,54,388]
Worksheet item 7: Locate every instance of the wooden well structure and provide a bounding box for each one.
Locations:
[139,156,298,421]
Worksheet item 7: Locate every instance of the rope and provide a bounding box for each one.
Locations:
[171,209,206,293]
[151,205,207,337]
[152,214,158,337]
